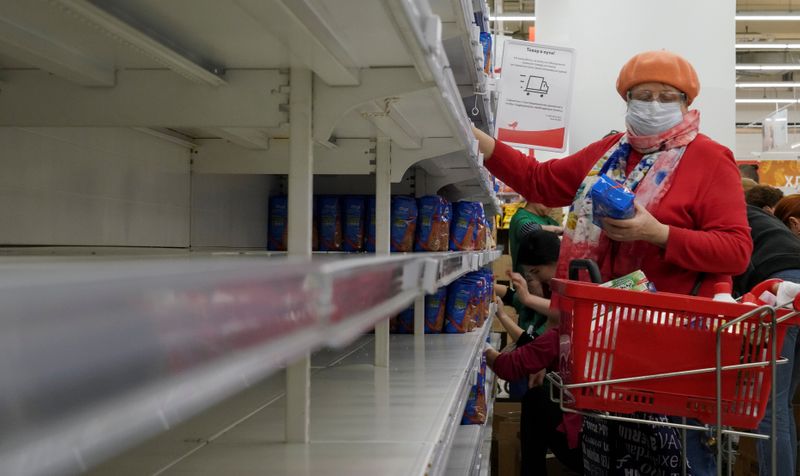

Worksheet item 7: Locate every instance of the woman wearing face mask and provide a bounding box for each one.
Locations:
[475,51,751,475]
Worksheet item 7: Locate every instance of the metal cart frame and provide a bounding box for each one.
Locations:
[546,302,798,476]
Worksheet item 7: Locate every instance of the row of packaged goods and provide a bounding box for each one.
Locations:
[389,270,493,334]
[267,195,495,252]
[390,268,494,425]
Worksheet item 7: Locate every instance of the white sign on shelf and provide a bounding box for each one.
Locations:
[494,40,575,152]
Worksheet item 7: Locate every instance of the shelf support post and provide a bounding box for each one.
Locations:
[286,66,313,443]
[414,293,425,336]
[374,135,391,368]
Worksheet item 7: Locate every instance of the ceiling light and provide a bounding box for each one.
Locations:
[735,43,800,49]
[489,15,536,21]
[736,82,800,88]
[791,142,800,149]
[735,98,800,104]
[736,64,800,71]
[735,14,800,21]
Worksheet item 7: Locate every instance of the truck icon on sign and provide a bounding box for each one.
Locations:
[522,75,549,97]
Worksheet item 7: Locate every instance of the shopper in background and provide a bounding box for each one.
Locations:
[775,194,800,238]
[508,201,563,332]
[746,185,784,215]
[735,190,800,476]
[742,177,759,193]
[486,230,582,476]
[474,50,752,475]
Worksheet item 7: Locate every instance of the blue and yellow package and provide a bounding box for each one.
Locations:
[365,197,376,252]
[415,196,450,252]
[390,196,418,252]
[425,287,447,333]
[590,174,635,228]
[393,306,414,334]
[342,196,365,252]
[318,196,342,251]
[444,280,472,333]
[267,196,288,251]
[450,202,477,251]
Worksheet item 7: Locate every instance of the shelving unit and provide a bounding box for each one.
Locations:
[0,0,500,473]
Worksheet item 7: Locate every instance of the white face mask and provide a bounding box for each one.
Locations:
[625,100,684,136]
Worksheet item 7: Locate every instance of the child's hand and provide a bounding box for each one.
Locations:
[494,296,505,315]
[508,271,528,295]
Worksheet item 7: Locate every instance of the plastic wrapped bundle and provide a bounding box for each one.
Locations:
[393,306,414,334]
[267,196,288,251]
[450,202,478,251]
[390,196,418,252]
[591,174,635,228]
[318,196,343,251]
[444,280,472,333]
[342,196,366,252]
[365,197,376,252]
[424,287,447,333]
[415,196,451,252]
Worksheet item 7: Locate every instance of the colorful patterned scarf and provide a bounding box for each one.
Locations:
[556,110,701,281]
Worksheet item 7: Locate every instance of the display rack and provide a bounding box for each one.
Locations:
[444,327,500,476]
[0,0,500,473]
[0,250,499,476]
[88,317,495,476]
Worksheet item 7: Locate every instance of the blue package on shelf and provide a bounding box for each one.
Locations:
[267,196,288,251]
[415,196,450,252]
[390,196,418,252]
[425,287,448,333]
[342,196,366,252]
[590,174,635,228]
[444,280,472,333]
[393,306,414,334]
[450,201,478,251]
[365,197,376,252]
[479,32,492,74]
[318,196,342,251]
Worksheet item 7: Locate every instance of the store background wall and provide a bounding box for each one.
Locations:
[0,128,272,248]
[536,0,736,152]
[0,127,191,247]
[190,173,273,249]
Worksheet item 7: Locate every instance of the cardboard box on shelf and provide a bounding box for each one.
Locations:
[492,402,521,476]
[734,437,758,476]
[493,254,512,279]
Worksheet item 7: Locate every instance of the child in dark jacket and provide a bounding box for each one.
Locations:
[484,230,582,475]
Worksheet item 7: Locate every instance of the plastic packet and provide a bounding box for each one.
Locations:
[591,174,635,228]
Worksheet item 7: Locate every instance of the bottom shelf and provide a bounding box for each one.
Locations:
[444,369,497,476]
[90,322,493,476]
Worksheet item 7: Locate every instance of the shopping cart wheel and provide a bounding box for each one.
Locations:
[568,259,602,284]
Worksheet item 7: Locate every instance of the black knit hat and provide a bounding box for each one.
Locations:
[517,230,561,266]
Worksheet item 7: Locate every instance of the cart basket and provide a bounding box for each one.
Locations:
[552,278,794,429]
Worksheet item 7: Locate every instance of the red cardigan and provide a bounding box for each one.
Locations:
[485,133,752,296]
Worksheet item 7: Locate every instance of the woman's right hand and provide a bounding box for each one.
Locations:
[472,125,496,159]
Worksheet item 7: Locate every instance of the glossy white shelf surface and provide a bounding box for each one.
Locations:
[103,321,495,476]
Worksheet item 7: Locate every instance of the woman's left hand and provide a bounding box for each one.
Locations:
[602,203,669,248]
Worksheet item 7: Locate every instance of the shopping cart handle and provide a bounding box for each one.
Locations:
[568,259,602,283]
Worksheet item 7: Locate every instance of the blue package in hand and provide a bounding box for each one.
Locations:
[591,174,635,228]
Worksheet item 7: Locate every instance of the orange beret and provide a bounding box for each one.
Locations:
[616,51,700,105]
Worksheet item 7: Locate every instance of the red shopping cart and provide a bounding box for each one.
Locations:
[550,261,797,430]
[541,259,800,475]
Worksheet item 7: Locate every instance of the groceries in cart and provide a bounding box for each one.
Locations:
[590,174,635,228]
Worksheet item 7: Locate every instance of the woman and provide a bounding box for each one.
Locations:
[775,194,800,238]
[478,50,752,475]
